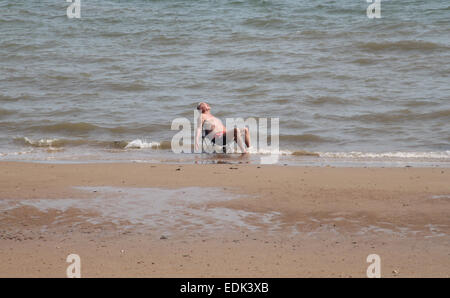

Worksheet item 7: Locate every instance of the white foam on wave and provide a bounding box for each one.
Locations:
[125,139,161,149]
[229,148,450,160]
[246,147,292,155]
[23,137,60,147]
[3,136,450,165]
[0,150,34,157]
[213,146,450,160]
[318,151,450,160]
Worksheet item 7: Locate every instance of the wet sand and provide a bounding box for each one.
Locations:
[0,161,449,277]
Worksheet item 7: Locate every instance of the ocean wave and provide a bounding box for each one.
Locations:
[23,122,170,135]
[318,109,450,123]
[0,94,32,102]
[6,136,450,162]
[402,100,440,108]
[237,150,450,160]
[0,108,15,116]
[319,151,450,160]
[358,40,448,52]
[280,134,333,143]
[104,81,149,92]
[291,150,320,157]
[0,150,34,157]
[351,109,450,123]
[148,35,188,46]
[28,122,99,134]
[275,73,313,82]
[15,137,93,148]
[351,58,376,65]
[244,147,290,155]
[15,137,162,150]
[305,96,350,106]
[100,30,148,38]
[243,150,450,160]
[211,149,450,160]
[125,139,171,149]
[19,137,63,148]
[298,29,328,39]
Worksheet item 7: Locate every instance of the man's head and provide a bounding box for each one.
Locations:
[196,102,210,114]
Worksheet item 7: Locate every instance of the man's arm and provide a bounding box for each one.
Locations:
[195,114,203,152]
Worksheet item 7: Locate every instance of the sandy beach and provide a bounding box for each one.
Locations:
[0,161,449,277]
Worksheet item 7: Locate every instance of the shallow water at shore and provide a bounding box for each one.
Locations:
[1,145,449,167]
[1,186,447,239]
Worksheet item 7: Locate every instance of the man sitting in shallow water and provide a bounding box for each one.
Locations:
[194,102,250,154]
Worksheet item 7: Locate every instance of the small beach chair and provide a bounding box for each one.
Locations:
[202,129,227,153]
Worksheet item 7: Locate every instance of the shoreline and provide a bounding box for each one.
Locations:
[1,153,449,169]
[0,161,449,277]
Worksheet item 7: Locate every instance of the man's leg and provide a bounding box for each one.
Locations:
[233,128,247,153]
[243,127,251,148]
